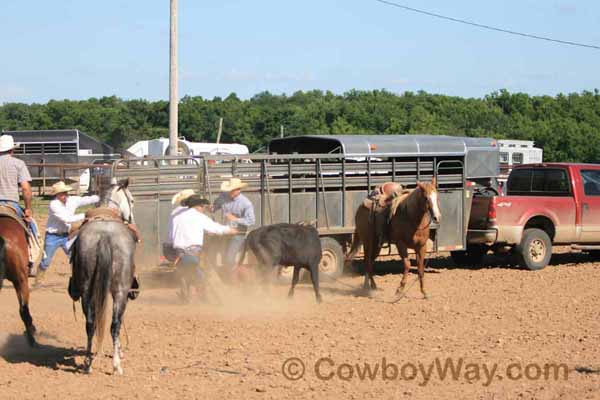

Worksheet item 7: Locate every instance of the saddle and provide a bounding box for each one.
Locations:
[69,207,141,243]
[0,205,43,267]
[361,182,411,248]
[362,182,406,211]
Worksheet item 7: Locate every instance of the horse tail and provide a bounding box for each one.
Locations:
[0,237,5,290]
[92,235,112,355]
[345,230,361,264]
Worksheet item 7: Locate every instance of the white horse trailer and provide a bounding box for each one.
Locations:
[498,140,543,187]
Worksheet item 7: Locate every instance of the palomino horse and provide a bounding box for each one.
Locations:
[389,179,441,299]
[70,178,136,374]
[0,214,37,346]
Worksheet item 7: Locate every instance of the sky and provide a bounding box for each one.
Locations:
[1,0,599,104]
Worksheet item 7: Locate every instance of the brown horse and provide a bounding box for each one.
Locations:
[0,216,37,346]
[346,182,404,292]
[389,179,441,299]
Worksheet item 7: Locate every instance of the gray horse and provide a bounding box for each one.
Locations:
[69,178,136,375]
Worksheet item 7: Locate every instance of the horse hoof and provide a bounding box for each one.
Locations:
[114,366,124,375]
[85,366,93,375]
[423,293,431,300]
[25,332,37,347]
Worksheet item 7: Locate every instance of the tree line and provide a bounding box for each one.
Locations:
[1,89,599,162]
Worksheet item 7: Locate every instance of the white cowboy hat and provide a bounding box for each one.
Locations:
[0,135,19,152]
[220,177,248,192]
[50,181,72,196]
[171,189,196,205]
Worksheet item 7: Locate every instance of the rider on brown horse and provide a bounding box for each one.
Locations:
[0,134,39,345]
[0,134,39,275]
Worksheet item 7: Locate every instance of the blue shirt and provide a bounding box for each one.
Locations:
[213,193,255,231]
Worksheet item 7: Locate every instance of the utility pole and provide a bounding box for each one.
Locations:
[168,0,178,156]
[280,125,284,138]
[216,117,223,153]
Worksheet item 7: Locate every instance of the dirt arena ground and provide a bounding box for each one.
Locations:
[1,227,600,399]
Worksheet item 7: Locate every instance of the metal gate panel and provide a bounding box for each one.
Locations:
[436,189,465,251]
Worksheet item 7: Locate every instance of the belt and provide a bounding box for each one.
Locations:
[47,231,69,237]
[175,245,203,256]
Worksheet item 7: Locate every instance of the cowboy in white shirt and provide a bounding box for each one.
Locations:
[35,181,99,286]
[168,191,235,299]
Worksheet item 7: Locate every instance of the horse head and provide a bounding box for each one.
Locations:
[101,178,135,224]
[416,178,441,224]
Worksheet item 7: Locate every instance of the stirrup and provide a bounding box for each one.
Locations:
[128,277,140,300]
[68,277,80,301]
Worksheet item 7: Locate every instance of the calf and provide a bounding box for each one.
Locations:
[237,223,322,303]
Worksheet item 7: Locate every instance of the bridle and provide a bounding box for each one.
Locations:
[398,187,439,231]
[107,186,134,224]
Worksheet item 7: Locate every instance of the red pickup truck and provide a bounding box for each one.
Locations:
[454,163,600,270]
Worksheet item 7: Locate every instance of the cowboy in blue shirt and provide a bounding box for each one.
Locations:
[212,178,255,277]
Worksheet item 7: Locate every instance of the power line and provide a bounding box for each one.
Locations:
[373,0,600,51]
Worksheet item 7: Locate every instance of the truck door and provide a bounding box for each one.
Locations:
[579,169,600,242]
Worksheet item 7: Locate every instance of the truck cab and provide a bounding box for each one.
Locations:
[458,163,600,270]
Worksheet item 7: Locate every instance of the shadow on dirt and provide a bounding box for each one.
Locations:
[347,250,597,275]
[0,333,85,373]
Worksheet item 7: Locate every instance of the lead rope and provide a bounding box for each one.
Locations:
[72,301,78,321]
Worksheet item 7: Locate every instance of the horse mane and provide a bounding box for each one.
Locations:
[390,188,416,217]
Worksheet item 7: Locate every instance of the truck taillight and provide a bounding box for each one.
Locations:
[488,197,497,220]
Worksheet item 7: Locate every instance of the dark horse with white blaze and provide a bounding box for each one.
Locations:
[347,179,441,297]
[69,179,136,374]
[0,213,36,346]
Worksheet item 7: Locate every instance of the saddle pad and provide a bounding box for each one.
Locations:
[0,205,29,233]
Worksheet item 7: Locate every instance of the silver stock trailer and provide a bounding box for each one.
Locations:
[111,135,499,277]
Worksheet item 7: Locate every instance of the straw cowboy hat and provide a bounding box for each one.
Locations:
[220,177,248,192]
[50,181,73,196]
[0,135,19,152]
[171,189,196,206]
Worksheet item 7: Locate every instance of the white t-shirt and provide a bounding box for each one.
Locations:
[46,195,100,234]
[169,207,230,250]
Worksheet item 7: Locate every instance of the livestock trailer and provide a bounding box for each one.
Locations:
[111,134,499,277]
[5,129,119,192]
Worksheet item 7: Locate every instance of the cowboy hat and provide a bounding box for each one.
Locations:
[182,194,210,208]
[220,177,247,192]
[0,135,19,152]
[171,189,196,205]
[50,181,72,196]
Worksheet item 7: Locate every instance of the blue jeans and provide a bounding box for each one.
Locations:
[0,200,38,238]
[40,233,69,271]
[177,254,205,284]
[223,235,246,270]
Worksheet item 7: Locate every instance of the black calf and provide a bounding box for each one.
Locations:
[238,223,322,303]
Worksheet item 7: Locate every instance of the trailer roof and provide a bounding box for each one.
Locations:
[269,134,497,156]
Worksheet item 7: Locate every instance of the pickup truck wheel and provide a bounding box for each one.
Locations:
[516,228,552,270]
[450,245,487,266]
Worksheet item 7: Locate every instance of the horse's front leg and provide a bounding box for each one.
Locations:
[417,245,429,300]
[395,244,410,295]
[14,276,37,347]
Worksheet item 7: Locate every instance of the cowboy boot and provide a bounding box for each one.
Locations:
[68,277,81,301]
[128,276,140,300]
[28,263,37,278]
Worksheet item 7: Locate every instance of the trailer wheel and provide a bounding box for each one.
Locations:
[515,228,552,270]
[319,237,345,279]
[450,245,487,266]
